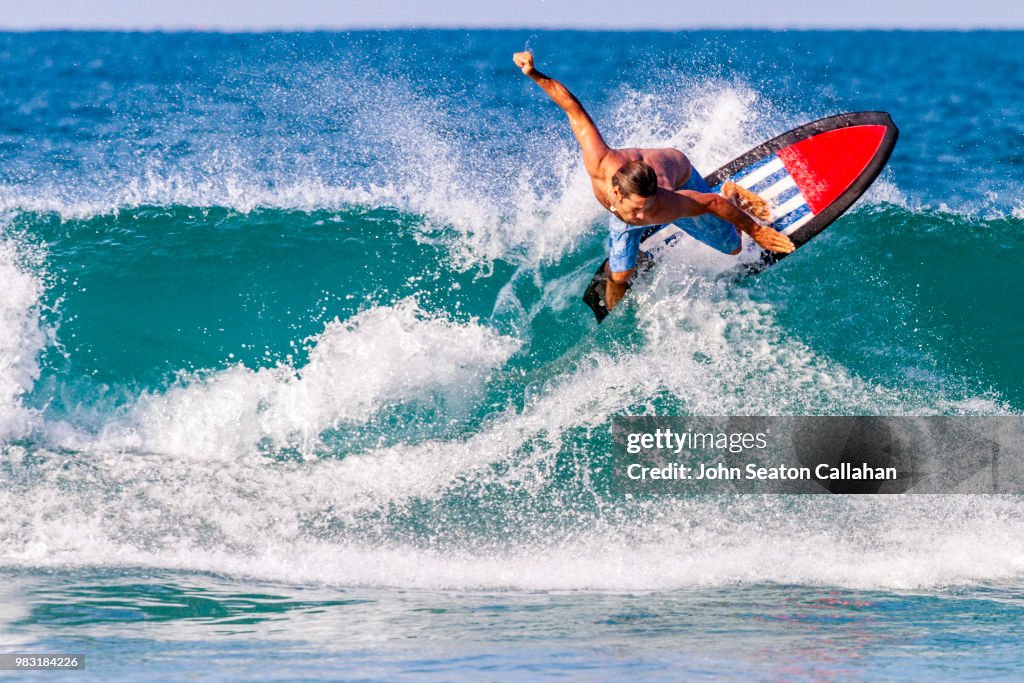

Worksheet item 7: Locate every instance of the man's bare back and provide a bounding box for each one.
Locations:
[590,148,691,213]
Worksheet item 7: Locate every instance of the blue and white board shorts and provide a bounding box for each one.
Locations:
[607,167,741,273]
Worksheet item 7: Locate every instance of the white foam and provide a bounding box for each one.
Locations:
[0,231,47,440]
[62,299,518,460]
[859,176,910,209]
[4,445,1024,591]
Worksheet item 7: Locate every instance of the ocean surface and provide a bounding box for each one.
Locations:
[1,29,1024,680]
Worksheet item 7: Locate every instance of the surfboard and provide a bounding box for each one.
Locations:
[582,111,899,322]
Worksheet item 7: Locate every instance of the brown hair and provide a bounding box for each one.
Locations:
[611,161,658,198]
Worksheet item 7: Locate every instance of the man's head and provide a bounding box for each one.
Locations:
[610,161,658,223]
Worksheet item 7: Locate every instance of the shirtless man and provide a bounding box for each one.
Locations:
[512,51,795,310]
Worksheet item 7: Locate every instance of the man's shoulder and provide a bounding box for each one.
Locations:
[595,148,632,179]
[596,147,689,179]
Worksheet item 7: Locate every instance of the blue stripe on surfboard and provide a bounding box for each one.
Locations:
[771,203,812,230]
[772,183,802,206]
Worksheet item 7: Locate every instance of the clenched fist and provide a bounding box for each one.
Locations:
[513,51,536,76]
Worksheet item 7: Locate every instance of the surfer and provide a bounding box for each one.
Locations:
[513,51,795,310]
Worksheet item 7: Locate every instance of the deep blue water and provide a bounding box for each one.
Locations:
[1,30,1023,680]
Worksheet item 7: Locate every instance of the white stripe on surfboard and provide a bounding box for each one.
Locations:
[735,158,785,189]
[758,176,797,201]
[771,194,808,221]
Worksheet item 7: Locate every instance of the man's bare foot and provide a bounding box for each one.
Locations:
[722,181,773,223]
[604,266,635,310]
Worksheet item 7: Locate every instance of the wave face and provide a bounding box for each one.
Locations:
[1,30,1024,591]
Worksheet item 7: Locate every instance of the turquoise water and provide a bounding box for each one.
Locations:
[2,30,1024,680]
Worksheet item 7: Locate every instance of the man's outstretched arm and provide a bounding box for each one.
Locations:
[513,51,611,174]
[662,189,796,254]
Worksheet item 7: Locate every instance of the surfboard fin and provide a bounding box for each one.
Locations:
[582,261,613,322]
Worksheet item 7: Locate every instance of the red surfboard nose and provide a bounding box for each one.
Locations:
[777,124,888,215]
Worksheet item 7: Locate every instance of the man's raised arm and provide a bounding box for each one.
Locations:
[513,51,611,174]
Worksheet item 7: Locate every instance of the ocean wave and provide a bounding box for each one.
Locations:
[48,298,520,460]
[1,205,1021,591]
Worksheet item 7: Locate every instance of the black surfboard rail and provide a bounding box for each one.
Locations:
[582,111,899,323]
